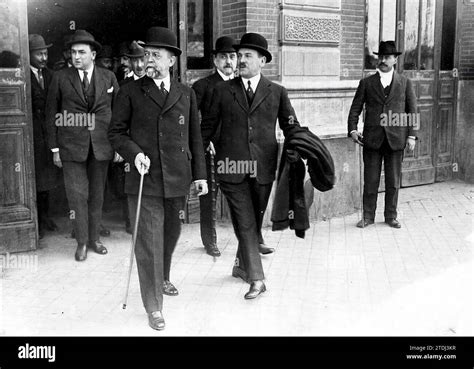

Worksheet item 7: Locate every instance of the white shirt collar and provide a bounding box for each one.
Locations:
[30,65,39,79]
[78,65,94,82]
[127,70,135,78]
[133,73,144,80]
[241,73,261,93]
[377,68,394,88]
[152,74,171,92]
[216,69,234,81]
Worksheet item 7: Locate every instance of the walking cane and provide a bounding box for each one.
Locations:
[209,149,217,262]
[358,143,364,228]
[122,166,145,309]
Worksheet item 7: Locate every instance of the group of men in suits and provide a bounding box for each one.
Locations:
[29,24,417,331]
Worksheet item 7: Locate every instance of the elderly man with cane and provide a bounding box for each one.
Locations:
[109,27,207,331]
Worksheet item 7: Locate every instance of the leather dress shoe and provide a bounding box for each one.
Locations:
[205,244,221,257]
[244,281,266,299]
[99,224,111,237]
[148,311,165,330]
[88,240,108,255]
[356,219,374,228]
[75,244,87,261]
[385,218,401,228]
[163,280,178,296]
[259,244,275,255]
[232,266,250,283]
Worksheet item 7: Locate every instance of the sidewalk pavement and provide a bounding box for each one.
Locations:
[0,180,472,336]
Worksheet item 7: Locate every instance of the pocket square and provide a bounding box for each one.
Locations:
[107,87,114,93]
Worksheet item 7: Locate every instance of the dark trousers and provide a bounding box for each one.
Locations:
[363,138,403,220]
[128,195,185,313]
[36,190,50,230]
[199,152,218,247]
[62,145,109,245]
[219,177,271,281]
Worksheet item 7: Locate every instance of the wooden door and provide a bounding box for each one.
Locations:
[0,0,38,253]
[398,0,437,187]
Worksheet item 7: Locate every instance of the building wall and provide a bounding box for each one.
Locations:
[454,0,474,183]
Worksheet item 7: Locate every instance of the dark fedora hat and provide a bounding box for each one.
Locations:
[233,33,272,63]
[373,41,401,56]
[212,36,236,54]
[143,27,182,56]
[66,29,102,51]
[29,34,52,51]
[125,41,145,58]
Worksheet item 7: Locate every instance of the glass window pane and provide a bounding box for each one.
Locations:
[420,0,435,70]
[187,0,212,69]
[440,0,457,70]
[0,1,20,68]
[365,0,381,69]
[381,0,397,41]
[404,0,419,70]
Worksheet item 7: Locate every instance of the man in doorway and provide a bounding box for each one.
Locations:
[201,33,299,299]
[192,36,237,258]
[348,41,418,229]
[45,29,119,261]
[29,34,61,239]
[109,27,207,330]
[120,41,146,85]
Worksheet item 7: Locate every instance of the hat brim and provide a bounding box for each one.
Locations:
[373,51,402,56]
[212,48,236,54]
[29,43,53,51]
[67,39,102,51]
[142,42,182,56]
[233,43,272,63]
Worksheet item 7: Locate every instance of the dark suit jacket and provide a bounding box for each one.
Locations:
[192,72,224,115]
[347,71,417,151]
[45,66,119,161]
[108,76,206,198]
[201,75,298,184]
[31,68,61,191]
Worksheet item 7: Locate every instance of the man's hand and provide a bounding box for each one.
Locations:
[193,180,208,196]
[207,142,216,156]
[406,137,416,151]
[53,152,62,168]
[350,131,364,146]
[134,153,150,175]
[113,152,124,163]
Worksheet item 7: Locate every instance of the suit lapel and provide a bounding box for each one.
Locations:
[385,72,401,104]
[249,76,271,114]
[141,76,165,108]
[67,69,87,105]
[30,70,41,91]
[229,78,250,112]
[91,67,106,110]
[370,73,386,102]
[161,80,183,115]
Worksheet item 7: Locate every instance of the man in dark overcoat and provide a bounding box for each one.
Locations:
[108,27,207,330]
[192,36,237,258]
[201,33,299,299]
[45,29,119,261]
[348,41,418,229]
[29,34,61,239]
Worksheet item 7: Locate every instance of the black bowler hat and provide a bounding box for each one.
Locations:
[29,34,52,51]
[143,27,182,56]
[125,41,145,58]
[373,41,401,56]
[212,36,236,54]
[233,33,272,63]
[66,29,102,51]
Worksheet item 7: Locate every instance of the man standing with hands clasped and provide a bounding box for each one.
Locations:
[348,41,418,229]
[109,27,207,331]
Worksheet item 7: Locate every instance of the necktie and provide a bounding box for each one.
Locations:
[82,70,90,91]
[160,81,168,97]
[37,69,44,89]
[246,80,254,105]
